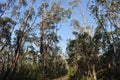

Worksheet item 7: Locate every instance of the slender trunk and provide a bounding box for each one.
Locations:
[40,23,46,79]
[40,28,44,60]
[88,63,97,80]
[87,63,92,78]
[1,54,5,80]
[92,64,97,80]
[74,63,78,79]
[47,38,50,57]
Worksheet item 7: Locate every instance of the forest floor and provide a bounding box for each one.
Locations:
[53,75,69,80]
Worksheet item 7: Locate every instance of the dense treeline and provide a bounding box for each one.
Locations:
[0,0,120,80]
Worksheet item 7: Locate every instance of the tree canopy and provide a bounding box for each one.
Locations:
[0,0,120,80]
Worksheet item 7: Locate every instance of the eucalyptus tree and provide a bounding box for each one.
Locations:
[90,0,120,79]
[0,1,16,79]
[0,0,72,79]
[34,1,71,78]
[67,0,101,80]
[0,17,16,80]
[0,17,16,51]
[67,27,103,80]
[0,0,38,80]
[0,0,16,60]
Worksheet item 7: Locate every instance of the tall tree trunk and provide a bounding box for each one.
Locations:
[92,64,97,80]
[87,62,92,78]
[40,23,46,79]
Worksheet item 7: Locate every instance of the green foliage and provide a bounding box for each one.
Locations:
[67,24,120,80]
[1,0,120,80]
[13,64,40,80]
[11,56,68,80]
